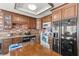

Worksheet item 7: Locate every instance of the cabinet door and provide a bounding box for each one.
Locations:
[31,19,36,29]
[36,19,41,29]
[28,17,36,29]
[52,9,61,21]
[12,13,20,24]
[12,37,21,44]
[28,17,31,29]
[3,11,12,29]
[42,15,52,23]
[2,39,12,54]
[0,10,4,31]
[23,16,28,25]
[62,4,77,19]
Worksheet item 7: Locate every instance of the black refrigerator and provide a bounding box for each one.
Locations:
[52,18,77,56]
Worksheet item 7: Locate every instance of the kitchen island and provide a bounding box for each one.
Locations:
[0,32,36,55]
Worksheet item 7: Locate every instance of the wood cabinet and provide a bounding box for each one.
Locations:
[12,13,36,29]
[0,9,36,30]
[28,17,36,29]
[36,19,41,29]
[12,37,21,44]
[52,9,62,21]
[0,10,4,31]
[41,15,52,23]
[3,11,12,30]
[2,39,12,54]
[62,4,77,19]
[52,4,77,21]
[31,18,36,29]
[12,13,20,24]
[41,15,52,28]
[1,37,21,55]
[0,10,12,31]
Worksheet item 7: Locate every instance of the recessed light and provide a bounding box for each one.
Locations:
[28,4,37,11]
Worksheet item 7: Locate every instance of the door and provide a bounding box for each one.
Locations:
[61,18,77,56]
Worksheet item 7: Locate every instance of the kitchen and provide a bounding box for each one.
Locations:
[0,3,79,56]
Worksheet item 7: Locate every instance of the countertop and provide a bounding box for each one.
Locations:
[0,34,35,40]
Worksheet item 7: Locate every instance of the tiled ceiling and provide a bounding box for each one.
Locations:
[0,3,64,18]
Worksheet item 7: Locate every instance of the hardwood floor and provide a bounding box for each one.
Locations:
[10,42,60,56]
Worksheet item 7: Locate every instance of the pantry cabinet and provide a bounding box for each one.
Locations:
[62,4,77,19]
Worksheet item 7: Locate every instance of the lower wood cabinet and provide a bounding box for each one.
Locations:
[2,39,12,54]
[12,37,21,44]
[1,37,21,55]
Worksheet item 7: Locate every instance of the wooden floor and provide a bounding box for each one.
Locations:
[10,42,60,56]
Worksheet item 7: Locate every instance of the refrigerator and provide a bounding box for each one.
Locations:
[52,21,61,53]
[61,18,77,56]
[52,18,77,56]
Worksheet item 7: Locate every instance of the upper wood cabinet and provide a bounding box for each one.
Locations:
[41,15,52,28]
[12,13,36,29]
[3,11,12,30]
[0,10,12,30]
[52,9,62,21]
[12,13,24,24]
[52,4,77,21]
[62,4,77,19]
[0,10,4,31]
[41,15,52,23]
[36,19,41,29]
[12,13,20,24]
[28,17,36,29]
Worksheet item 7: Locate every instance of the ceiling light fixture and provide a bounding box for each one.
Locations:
[28,4,37,11]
